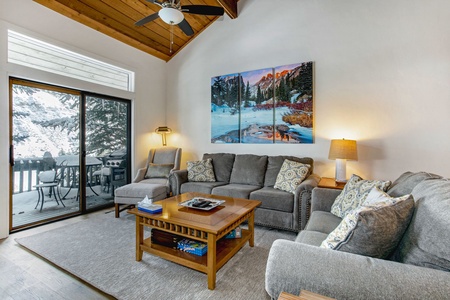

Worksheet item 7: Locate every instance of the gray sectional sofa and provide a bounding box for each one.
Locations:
[170,153,320,232]
[265,171,450,299]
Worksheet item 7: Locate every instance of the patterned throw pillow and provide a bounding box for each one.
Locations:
[330,174,391,218]
[187,158,216,182]
[274,159,310,194]
[145,163,174,179]
[321,187,414,258]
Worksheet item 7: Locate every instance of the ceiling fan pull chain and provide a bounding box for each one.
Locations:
[170,21,174,53]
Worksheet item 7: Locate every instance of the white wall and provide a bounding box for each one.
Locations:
[0,0,167,238]
[167,0,450,180]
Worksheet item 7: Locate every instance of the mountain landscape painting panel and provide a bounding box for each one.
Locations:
[274,62,314,144]
[239,67,275,144]
[211,73,240,143]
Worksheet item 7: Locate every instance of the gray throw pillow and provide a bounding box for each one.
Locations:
[145,163,174,179]
[321,187,414,258]
[187,158,216,182]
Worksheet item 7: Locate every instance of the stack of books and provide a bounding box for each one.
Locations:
[177,239,208,256]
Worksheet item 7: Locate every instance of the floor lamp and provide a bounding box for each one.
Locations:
[328,139,358,183]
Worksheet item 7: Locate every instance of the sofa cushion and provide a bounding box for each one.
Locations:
[387,171,441,197]
[321,187,414,258]
[264,156,314,187]
[305,211,342,234]
[249,187,294,213]
[229,154,268,186]
[295,230,329,246]
[145,163,173,179]
[331,174,391,218]
[274,159,310,194]
[187,158,216,182]
[202,153,235,183]
[180,181,227,195]
[212,183,261,199]
[394,179,450,271]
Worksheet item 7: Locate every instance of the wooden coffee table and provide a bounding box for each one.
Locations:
[128,192,261,290]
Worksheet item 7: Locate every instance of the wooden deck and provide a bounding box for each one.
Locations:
[12,185,114,229]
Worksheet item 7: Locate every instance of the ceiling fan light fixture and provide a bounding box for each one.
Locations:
[159,7,184,25]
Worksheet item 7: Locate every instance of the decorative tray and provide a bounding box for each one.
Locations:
[178,197,225,211]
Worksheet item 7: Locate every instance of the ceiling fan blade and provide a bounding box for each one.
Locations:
[135,13,159,26]
[147,0,163,6]
[178,19,194,36]
[181,5,225,16]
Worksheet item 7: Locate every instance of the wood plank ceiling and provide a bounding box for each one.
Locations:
[33,0,238,62]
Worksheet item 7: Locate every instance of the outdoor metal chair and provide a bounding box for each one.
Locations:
[34,170,65,212]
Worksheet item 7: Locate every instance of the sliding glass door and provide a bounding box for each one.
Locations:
[10,78,131,231]
[83,94,131,211]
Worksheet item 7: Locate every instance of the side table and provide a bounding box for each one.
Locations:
[317,177,345,190]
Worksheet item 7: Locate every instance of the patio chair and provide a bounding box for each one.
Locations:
[34,170,65,212]
[114,147,182,217]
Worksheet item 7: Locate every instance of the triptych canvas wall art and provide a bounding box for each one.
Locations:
[211,61,313,144]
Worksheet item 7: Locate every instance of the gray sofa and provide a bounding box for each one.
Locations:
[170,153,320,232]
[265,171,450,299]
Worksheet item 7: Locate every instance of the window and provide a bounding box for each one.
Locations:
[7,30,135,92]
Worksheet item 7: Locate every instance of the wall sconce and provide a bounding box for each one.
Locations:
[328,139,358,183]
[155,126,172,146]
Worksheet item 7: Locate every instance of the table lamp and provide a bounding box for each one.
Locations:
[155,126,172,146]
[328,139,358,183]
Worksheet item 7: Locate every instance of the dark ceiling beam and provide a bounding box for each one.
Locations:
[216,0,238,19]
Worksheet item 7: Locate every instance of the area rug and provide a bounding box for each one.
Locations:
[16,212,296,300]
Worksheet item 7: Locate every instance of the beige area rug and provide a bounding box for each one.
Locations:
[16,212,296,300]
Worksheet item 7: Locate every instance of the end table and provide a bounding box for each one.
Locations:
[317,177,345,190]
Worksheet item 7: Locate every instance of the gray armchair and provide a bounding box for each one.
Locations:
[114,147,182,217]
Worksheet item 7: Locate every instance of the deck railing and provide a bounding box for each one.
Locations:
[12,158,102,194]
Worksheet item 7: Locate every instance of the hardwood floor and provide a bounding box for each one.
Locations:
[0,209,115,299]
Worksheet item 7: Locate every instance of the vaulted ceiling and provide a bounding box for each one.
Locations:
[33,0,238,62]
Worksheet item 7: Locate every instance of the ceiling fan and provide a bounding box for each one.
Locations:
[135,0,225,37]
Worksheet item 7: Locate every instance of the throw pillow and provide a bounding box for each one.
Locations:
[321,187,414,258]
[330,174,391,218]
[274,159,310,194]
[187,158,216,182]
[145,163,174,179]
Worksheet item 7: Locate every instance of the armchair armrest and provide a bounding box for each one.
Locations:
[133,167,147,183]
[266,240,450,300]
[310,187,342,213]
[296,174,320,230]
[169,169,188,195]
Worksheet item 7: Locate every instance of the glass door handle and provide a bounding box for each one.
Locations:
[9,145,14,166]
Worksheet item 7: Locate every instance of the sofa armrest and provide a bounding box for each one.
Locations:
[297,174,320,230]
[132,168,147,183]
[266,239,450,300]
[169,169,188,195]
[310,187,342,213]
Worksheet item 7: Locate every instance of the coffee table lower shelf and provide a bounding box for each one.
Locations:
[140,229,251,287]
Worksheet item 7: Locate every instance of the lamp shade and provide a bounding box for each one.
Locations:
[158,7,184,25]
[155,126,172,134]
[328,139,358,161]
